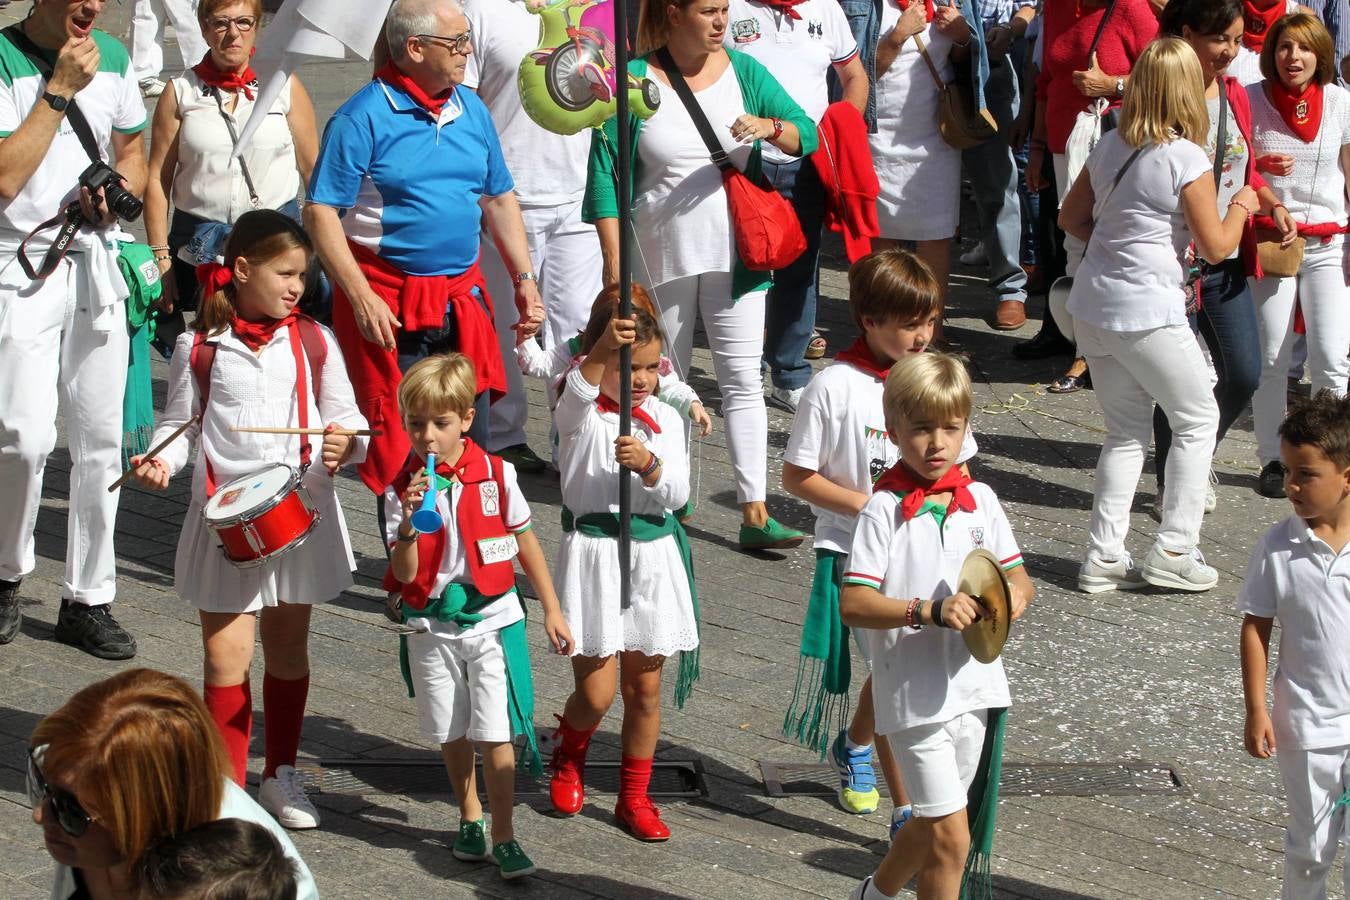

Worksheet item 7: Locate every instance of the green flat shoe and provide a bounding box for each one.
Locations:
[492,840,537,879]
[451,818,491,862]
[738,517,804,551]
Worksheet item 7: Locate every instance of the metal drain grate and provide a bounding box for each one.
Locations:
[759,761,1186,798]
[297,758,707,798]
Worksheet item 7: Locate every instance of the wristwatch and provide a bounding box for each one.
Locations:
[770,117,783,140]
[1115,76,1125,98]
[42,91,69,113]
[512,271,536,286]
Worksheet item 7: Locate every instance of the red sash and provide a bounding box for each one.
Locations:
[873,460,976,521]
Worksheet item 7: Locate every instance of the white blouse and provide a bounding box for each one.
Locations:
[170,72,301,222]
[1247,81,1350,228]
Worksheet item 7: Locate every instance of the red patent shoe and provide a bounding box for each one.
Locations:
[549,759,584,816]
[615,796,671,842]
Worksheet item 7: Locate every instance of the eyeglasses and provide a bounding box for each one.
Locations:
[207,15,258,34]
[415,28,472,54]
[27,747,93,838]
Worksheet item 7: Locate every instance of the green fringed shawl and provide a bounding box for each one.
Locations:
[560,507,701,708]
[961,706,1008,900]
[782,549,852,758]
[116,242,161,468]
[398,584,543,776]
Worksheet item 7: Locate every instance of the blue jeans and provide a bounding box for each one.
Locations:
[762,157,827,391]
[1152,258,1261,484]
[960,56,1027,303]
[395,287,492,448]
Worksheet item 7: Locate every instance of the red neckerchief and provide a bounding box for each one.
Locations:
[596,394,662,434]
[1243,0,1284,53]
[897,0,936,23]
[758,0,809,20]
[375,62,452,117]
[193,50,257,100]
[1269,79,1324,143]
[232,311,297,353]
[873,460,976,521]
[834,337,892,381]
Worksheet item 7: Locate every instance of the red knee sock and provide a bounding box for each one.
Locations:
[554,714,598,766]
[618,755,654,805]
[203,681,252,786]
[262,673,309,780]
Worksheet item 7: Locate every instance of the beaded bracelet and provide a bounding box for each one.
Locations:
[905,598,922,629]
[638,453,661,478]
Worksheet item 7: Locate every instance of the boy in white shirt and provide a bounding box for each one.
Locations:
[841,352,1033,900]
[783,250,975,833]
[1238,390,1350,900]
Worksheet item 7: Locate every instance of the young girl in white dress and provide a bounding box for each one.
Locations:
[547,303,699,843]
[131,210,368,831]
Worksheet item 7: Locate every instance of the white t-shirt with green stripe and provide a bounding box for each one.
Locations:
[0,30,146,240]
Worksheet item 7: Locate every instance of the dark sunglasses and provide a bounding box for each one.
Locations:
[27,747,93,838]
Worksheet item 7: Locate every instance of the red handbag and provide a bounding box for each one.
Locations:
[657,48,806,271]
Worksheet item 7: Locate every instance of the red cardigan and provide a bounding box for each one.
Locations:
[1222,75,1267,277]
[1036,0,1157,153]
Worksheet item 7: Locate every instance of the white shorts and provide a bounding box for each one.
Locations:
[887,709,988,819]
[405,628,512,745]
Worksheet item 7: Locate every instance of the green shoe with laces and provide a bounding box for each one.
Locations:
[451,818,491,862]
[491,839,537,880]
[738,516,804,551]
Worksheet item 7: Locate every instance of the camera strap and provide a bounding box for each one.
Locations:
[2,24,102,164]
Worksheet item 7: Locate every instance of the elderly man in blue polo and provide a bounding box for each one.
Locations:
[308,0,544,495]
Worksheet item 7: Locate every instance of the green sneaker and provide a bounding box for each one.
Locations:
[738,516,804,551]
[451,818,491,862]
[491,840,537,880]
[497,443,547,474]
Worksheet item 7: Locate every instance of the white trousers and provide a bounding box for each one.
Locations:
[130,0,209,83]
[1278,742,1349,900]
[484,199,602,452]
[1076,321,1218,559]
[1250,237,1350,465]
[654,272,767,505]
[0,253,129,604]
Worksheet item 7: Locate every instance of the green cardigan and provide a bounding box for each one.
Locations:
[582,51,819,298]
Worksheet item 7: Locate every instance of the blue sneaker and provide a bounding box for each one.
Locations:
[890,804,913,841]
[830,730,880,815]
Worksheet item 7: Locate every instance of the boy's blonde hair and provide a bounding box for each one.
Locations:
[398,354,477,418]
[1118,37,1209,148]
[847,249,943,331]
[882,352,972,436]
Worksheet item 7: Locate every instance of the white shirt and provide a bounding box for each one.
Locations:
[843,483,1021,734]
[723,0,856,164]
[382,450,532,639]
[170,72,300,222]
[1247,81,1350,228]
[1066,132,1211,332]
[634,62,749,286]
[555,367,689,515]
[516,337,702,416]
[1236,516,1350,750]
[784,359,977,554]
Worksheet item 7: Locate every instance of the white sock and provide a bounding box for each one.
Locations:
[864,877,897,900]
[845,734,872,754]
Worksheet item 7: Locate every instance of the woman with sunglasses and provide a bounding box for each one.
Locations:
[144,0,321,348]
[29,668,317,900]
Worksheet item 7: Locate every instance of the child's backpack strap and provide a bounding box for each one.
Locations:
[189,331,217,412]
[295,315,328,403]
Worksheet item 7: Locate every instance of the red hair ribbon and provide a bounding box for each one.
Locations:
[195,260,233,295]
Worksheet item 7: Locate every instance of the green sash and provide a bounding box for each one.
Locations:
[116,242,161,468]
[783,549,851,758]
[961,706,1007,899]
[561,507,701,708]
[398,584,542,775]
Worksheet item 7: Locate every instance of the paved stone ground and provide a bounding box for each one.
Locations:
[1,5,1344,899]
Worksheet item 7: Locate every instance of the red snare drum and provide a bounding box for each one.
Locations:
[202,464,320,567]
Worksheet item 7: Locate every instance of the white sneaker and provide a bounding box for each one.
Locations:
[1203,469,1217,515]
[258,765,320,829]
[769,385,804,412]
[139,78,166,98]
[849,876,875,900]
[1141,545,1218,592]
[960,242,987,266]
[1077,554,1146,594]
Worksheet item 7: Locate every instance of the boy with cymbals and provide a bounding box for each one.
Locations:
[782,250,975,834]
[384,353,572,880]
[840,352,1033,900]
[1238,390,1350,899]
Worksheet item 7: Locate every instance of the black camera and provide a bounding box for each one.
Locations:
[79,161,143,223]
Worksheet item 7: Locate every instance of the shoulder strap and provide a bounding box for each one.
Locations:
[189,330,217,411]
[295,316,327,404]
[1086,0,1120,63]
[655,46,733,172]
[1,24,101,164]
[1213,85,1227,186]
[208,86,261,208]
[911,35,947,93]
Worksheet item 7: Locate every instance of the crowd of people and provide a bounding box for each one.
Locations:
[1,0,1348,897]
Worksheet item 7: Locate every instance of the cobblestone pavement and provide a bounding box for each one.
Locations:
[0,5,1341,898]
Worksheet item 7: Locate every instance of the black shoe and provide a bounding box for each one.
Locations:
[1012,329,1074,360]
[1258,461,1287,499]
[0,579,21,645]
[54,599,137,660]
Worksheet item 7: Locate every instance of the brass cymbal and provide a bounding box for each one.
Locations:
[957,549,1012,664]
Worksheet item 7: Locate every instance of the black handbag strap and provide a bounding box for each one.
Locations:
[655,46,736,172]
[1213,85,1227,186]
[2,23,102,166]
[209,87,261,208]
[1086,0,1120,62]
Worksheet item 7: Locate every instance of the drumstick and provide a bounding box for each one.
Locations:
[107,414,201,493]
[229,426,382,437]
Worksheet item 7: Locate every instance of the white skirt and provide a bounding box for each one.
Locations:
[175,471,356,613]
[555,531,699,659]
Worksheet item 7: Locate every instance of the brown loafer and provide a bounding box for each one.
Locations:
[994,300,1027,330]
